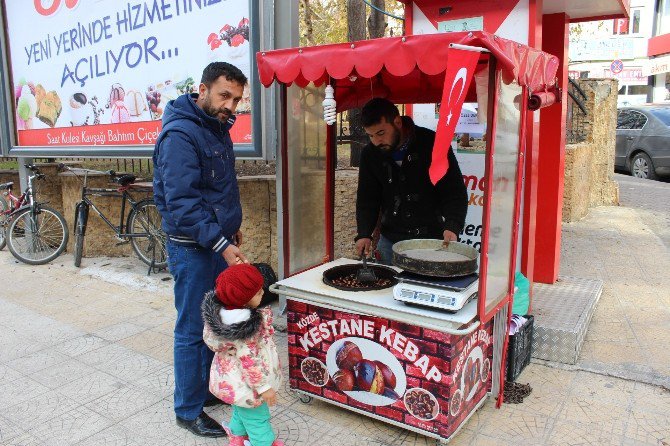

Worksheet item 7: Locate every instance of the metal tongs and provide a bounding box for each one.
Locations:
[356,255,378,284]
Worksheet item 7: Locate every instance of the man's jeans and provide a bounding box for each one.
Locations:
[167,241,227,420]
[375,235,394,266]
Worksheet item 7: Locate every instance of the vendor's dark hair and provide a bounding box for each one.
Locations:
[201,62,248,87]
[361,97,400,127]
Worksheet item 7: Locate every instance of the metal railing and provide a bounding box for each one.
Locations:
[566,78,588,144]
[0,158,153,175]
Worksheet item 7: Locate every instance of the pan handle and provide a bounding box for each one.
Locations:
[269,284,481,336]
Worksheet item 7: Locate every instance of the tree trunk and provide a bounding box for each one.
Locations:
[347,0,368,167]
[301,0,316,46]
[367,0,387,39]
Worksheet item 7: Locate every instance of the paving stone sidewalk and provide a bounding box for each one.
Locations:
[0,174,668,445]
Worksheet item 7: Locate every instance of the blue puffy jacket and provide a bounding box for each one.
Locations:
[153,93,242,254]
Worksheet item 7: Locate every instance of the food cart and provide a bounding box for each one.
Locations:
[259,31,559,444]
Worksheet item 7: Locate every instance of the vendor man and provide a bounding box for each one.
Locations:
[355,97,468,265]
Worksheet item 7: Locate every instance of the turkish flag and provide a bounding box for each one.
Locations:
[429,47,480,185]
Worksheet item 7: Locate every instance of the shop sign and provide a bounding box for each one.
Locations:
[413,102,486,252]
[569,38,635,62]
[287,301,494,439]
[3,0,254,147]
[437,17,484,33]
[455,151,486,252]
[643,54,670,76]
[603,68,646,83]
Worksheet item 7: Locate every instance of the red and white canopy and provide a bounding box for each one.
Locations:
[256,31,559,111]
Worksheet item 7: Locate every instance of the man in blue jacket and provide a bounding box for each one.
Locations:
[153,62,248,438]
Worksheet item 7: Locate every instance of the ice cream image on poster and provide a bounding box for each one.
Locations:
[69,93,90,126]
[326,337,407,407]
[206,18,251,114]
[461,345,483,401]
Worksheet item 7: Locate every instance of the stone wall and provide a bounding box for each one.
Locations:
[0,170,20,193]
[237,176,277,269]
[563,79,619,222]
[334,170,358,260]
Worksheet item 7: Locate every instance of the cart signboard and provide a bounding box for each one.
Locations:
[287,300,493,441]
[1,0,257,153]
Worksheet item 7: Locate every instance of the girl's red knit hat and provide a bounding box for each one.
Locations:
[215,264,264,309]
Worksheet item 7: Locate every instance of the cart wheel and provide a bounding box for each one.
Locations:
[299,394,313,404]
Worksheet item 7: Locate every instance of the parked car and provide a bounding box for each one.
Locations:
[617,84,650,107]
[615,105,670,180]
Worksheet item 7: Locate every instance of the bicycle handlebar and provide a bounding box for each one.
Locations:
[24,164,42,174]
[59,164,116,176]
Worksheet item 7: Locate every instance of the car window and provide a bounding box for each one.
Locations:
[618,86,626,95]
[617,110,636,129]
[630,111,647,129]
[650,108,670,126]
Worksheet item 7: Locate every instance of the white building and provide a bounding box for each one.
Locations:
[569,0,655,106]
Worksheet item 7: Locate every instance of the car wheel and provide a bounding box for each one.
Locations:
[631,152,657,180]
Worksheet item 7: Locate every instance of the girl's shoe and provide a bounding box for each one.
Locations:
[221,425,249,446]
[271,440,285,446]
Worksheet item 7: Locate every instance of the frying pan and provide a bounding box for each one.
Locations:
[322,263,398,291]
[392,239,478,278]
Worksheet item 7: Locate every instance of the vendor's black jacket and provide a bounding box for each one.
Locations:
[356,117,468,243]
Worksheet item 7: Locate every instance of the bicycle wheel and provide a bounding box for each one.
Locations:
[6,205,69,265]
[127,199,167,269]
[73,202,88,267]
[0,195,8,250]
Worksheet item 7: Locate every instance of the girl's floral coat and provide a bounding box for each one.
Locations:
[202,291,282,408]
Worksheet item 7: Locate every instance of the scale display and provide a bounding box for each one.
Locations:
[393,276,479,312]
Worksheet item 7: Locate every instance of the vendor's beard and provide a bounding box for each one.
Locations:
[201,94,232,123]
[377,126,401,152]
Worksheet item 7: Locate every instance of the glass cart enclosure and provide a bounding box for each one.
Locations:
[284,84,328,275]
[480,73,525,320]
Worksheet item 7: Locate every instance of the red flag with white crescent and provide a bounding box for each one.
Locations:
[429,48,480,185]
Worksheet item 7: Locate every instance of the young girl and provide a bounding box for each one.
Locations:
[202,263,284,446]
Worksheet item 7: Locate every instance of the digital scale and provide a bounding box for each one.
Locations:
[393,272,479,312]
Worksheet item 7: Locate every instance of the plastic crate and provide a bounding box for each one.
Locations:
[506,315,534,382]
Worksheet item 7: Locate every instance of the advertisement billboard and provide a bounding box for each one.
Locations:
[1,0,261,156]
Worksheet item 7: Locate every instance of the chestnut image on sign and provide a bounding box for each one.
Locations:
[355,359,386,394]
[481,358,491,382]
[301,357,328,387]
[383,387,400,399]
[404,388,439,421]
[374,360,397,389]
[336,341,363,371]
[450,388,463,416]
[332,369,355,392]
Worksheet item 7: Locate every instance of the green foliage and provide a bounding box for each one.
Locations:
[299,0,348,46]
[299,0,404,46]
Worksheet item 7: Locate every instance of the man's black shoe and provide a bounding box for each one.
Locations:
[176,411,227,438]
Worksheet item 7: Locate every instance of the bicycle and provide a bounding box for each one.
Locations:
[0,165,69,265]
[60,165,167,272]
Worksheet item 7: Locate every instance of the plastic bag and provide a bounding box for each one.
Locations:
[512,271,530,315]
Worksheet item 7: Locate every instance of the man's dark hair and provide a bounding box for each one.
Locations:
[361,97,400,127]
[201,62,248,88]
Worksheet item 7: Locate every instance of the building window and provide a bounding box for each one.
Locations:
[632,10,641,34]
[659,0,670,35]
[615,10,641,35]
